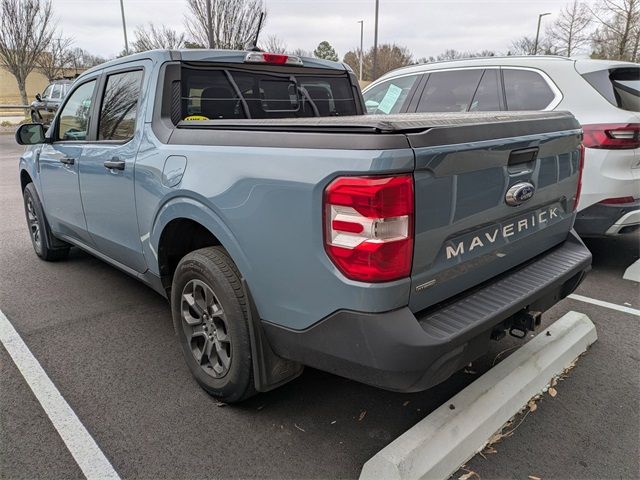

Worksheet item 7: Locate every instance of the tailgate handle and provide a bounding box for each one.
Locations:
[508,147,539,166]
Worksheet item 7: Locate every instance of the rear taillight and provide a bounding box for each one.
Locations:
[323,175,414,282]
[574,145,585,212]
[582,123,640,149]
[600,196,636,205]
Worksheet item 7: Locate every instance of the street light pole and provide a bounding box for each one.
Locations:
[119,0,129,55]
[533,12,551,55]
[372,0,379,80]
[206,0,213,48]
[357,20,364,82]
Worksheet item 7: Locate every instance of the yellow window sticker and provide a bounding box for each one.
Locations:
[184,115,210,121]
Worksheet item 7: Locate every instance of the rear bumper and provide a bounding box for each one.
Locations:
[575,200,640,237]
[263,232,592,392]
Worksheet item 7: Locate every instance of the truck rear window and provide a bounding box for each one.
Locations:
[581,67,640,112]
[181,66,358,120]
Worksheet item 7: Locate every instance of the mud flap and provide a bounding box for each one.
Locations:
[242,280,304,392]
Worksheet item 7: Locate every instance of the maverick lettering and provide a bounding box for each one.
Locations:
[446,207,560,260]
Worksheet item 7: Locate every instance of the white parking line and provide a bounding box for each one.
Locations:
[623,259,640,283]
[568,294,640,317]
[0,309,121,480]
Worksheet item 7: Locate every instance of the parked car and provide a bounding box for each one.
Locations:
[363,56,640,237]
[29,79,73,125]
[16,49,591,403]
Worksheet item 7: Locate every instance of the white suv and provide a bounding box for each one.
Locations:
[363,57,640,237]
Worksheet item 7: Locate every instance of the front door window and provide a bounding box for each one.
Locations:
[57,80,96,141]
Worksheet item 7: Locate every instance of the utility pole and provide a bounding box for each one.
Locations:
[372,0,379,80]
[358,20,364,82]
[119,0,129,55]
[533,12,551,55]
[206,0,213,48]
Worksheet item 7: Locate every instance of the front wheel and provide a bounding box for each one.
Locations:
[23,183,70,261]
[30,111,40,123]
[171,246,256,403]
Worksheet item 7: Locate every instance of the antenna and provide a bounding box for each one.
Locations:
[249,11,264,52]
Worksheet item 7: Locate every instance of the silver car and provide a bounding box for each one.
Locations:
[363,56,640,237]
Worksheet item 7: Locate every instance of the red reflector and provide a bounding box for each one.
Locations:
[582,123,640,149]
[326,240,413,283]
[574,144,585,212]
[262,53,289,64]
[332,220,364,234]
[600,196,636,205]
[324,175,414,282]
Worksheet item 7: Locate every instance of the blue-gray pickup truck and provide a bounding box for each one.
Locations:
[16,49,591,402]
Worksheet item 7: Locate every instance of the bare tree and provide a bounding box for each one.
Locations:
[508,35,557,55]
[36,35,73,81]
[290,48,313,57]
[133,23,185,52]
[343,43,412,81]
[509,36,537,55]
[261,34,286,53]
[590,0,640,61]
[68,47,107,73]
[0,0,55,109]
[547,0,592,56]
[184,0,265,50]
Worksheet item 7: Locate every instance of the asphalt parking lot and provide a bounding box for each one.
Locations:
[1,132,638,480]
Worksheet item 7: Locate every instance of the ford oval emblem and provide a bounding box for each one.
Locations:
[505,182,535,206]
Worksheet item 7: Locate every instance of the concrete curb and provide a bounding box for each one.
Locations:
[359,311,597,480]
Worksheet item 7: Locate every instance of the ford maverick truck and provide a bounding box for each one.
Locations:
[16,49,591,402]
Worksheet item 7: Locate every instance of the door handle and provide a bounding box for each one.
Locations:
[60,157,75,165]
[104,159,125,171]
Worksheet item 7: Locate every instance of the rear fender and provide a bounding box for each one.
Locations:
[148,196,253,286]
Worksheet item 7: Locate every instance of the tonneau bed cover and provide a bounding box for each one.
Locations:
[178,111,580,135]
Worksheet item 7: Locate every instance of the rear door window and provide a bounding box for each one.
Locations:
[98,70,144,141]
[363,75,419,114]
[181,66,358,119]
[581,67,639,112]
[469,69,502,111]
[417,70,484,112]
[503,69,556,110]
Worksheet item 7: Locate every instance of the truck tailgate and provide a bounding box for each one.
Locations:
[406,113,582,313]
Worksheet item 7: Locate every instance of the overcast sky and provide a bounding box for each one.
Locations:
[53,0,593,60]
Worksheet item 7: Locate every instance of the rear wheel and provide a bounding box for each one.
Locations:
[171,246,255,403]
[23,183,70,261]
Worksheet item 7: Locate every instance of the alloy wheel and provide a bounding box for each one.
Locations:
[26,198,41,250]
[180,279,232,378]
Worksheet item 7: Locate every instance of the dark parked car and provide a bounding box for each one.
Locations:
[30,79,73,125]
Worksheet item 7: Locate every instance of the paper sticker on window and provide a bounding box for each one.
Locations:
[377,84,403,114]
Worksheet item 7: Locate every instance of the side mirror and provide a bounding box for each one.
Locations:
[15,123,46,145]
[35,93,42,102]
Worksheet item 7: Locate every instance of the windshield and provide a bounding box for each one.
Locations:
[581,67,640,112]
[181,65,358,120]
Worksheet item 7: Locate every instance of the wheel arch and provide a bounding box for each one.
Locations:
[150,197,252,296]
[20,169,33,192]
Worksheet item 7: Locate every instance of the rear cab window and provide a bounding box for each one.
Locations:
[181,64,358,120]
[581,67,640,112]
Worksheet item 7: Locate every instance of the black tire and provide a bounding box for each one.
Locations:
[171,246,256,403]
[23,183,70,261]
[30,111,40,123]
